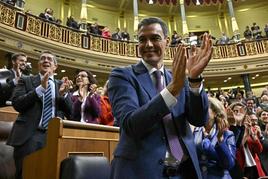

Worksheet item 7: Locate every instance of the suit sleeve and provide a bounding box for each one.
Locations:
[202,131,236,170]
[108,68,170,139]
[183,80,209,127]
[12,76,40,113]
[56,92,73,119]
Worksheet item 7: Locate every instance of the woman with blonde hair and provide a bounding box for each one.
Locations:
[193,97,236,179]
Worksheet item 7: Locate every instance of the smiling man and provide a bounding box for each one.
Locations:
[3,53,28,105]
[7,51,73,179]
[108,17,213,179]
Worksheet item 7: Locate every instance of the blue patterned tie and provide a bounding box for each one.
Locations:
[154,70,184,162]
[42,81,53,129]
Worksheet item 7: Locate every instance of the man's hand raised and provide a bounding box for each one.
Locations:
[166,44,186,97]
[187,33,213,79]
[41,71,50,89]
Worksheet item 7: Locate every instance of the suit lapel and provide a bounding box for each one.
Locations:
[132,61,157,99]
[164,68,172,85]
[54,79,60,99]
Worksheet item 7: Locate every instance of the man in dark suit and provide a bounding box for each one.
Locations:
[0,53,27,107]
[108,17,213,179]
[5,53,27,105]
[7,51,73,179]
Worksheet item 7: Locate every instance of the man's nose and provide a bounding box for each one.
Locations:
[145,40,153,47]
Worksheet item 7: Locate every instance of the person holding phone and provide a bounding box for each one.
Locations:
[71,70,101,124]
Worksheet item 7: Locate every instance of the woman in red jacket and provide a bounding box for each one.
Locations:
[236,113,266,179]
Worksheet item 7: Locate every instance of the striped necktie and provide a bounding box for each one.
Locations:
[42,81,53,129]
[154,70,184,162]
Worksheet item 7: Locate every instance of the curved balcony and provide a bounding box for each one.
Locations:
[0,2,268,88]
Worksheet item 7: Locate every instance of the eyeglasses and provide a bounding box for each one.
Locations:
[76,74,88,78]
[233,110,239,113]
[40,56,54,63]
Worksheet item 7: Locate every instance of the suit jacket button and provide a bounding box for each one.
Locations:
[201,155,206,160]
[202,166,207,172]
[158,159,164,165]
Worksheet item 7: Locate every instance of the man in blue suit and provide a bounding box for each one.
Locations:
[108,17,213,179]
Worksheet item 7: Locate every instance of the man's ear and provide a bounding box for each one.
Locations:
[53,64,58,71]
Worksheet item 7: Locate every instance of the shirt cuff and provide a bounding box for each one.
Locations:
[189,82,203,95]
[160,88,177,109]
[12,78,17,85]
[35,85,46,98]
[64,92,69,98]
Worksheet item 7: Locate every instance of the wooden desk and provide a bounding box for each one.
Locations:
[23,118,119,179]
[0,106,18,122]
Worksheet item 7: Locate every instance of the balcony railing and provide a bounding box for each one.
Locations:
[0,1,268,60]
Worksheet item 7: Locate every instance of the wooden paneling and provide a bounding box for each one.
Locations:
[0,106,18,122]
[23,118,119,179]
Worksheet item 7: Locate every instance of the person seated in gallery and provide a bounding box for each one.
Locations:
[111,28,122,41]
[39,8,55,22]
[243,26,252,40]
[218,32,230,45]
[88,22,101,36]
[121,28,130,41]
[66,16,80,30]
[251,22,262,39]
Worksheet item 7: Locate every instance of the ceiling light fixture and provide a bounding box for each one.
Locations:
[149,0,154,4]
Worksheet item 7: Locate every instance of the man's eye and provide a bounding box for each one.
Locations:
[152,36,162,41]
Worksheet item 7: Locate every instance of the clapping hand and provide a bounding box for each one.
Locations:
[15,64,22,83]
[59,77,73,96]
[187,33,213,79]
[167,33,213,96]
[167,44,186,96]
[41,71,52,89]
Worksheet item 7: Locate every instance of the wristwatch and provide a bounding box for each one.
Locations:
[188,75,204,83]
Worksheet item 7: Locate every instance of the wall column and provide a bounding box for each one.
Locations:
[179,0,188,36]
[133,0,139,32]
[227,0,239,36]
[80,0,88,31]
[241,74,252,95]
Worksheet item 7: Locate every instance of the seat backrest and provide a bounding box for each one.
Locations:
[60,156,110,179]
[0,121,13,141]
[0,120,15,179]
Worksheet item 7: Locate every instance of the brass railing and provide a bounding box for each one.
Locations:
[0,2,268,60]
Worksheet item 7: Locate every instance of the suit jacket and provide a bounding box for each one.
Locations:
[98,96,114,126]
[0,69,13,106]
[259,132,268,175]
[236,135,266,177]
[7,74,72,147]
[108,61,209,179]
[71,92,101,124]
